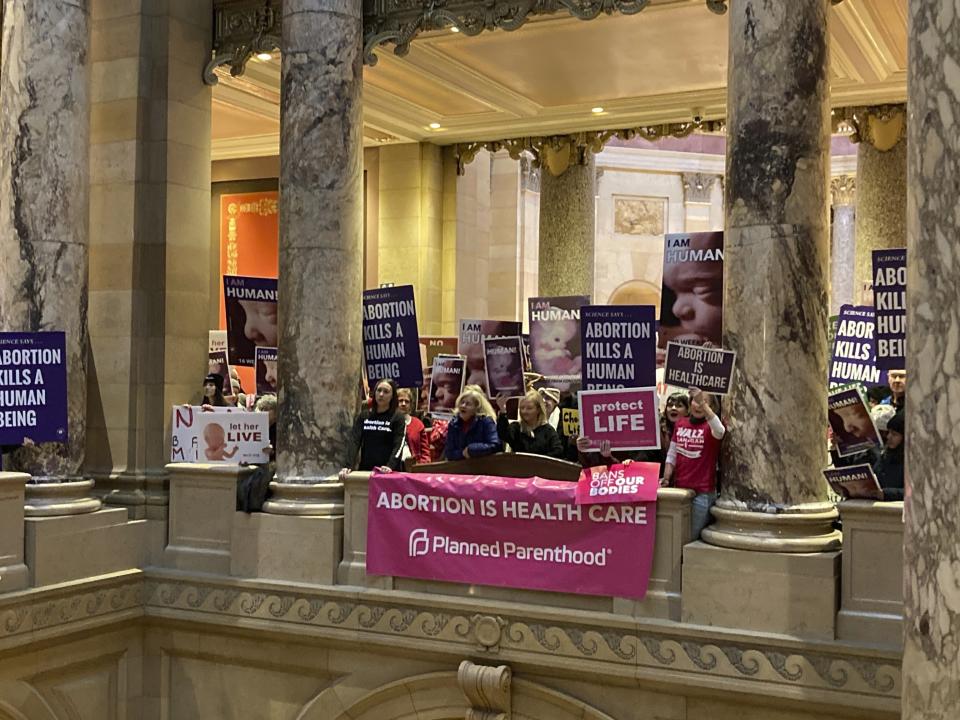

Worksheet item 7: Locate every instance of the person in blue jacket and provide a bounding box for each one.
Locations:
[443,386,502,460]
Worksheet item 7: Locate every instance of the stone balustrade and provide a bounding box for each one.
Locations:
[836,499,904,648]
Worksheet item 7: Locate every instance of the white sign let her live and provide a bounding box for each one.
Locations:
[170,405,269,464]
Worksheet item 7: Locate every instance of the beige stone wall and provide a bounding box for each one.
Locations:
[377,143,445,335]
[86,0,212,537]
[452,149,492,328]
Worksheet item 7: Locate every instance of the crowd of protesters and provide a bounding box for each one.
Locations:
[184,359,907,536]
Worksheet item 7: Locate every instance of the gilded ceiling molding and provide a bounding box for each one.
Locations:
[453,119,726,176]
[205,0,281,86]
[707,0,844,13]
[363,0,654,66]
[832,104,906,152]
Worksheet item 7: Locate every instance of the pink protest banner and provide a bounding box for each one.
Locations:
[575,462,660,505]
[577,387,661,452]
[367,472,657,599]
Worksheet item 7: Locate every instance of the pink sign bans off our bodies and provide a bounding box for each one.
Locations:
[367,472,657,599]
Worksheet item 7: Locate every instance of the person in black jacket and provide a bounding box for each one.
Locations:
[494,390,563,458]
[873,409,904,501]
[339,379,405,479]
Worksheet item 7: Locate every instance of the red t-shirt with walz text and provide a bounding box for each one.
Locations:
[671,416,722,494]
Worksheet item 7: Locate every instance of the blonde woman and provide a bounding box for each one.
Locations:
[495,390,563,458]
[443,386,502,460]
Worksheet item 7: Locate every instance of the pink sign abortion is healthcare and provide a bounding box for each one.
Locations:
[577,387,661,452]
[367,472,657,599]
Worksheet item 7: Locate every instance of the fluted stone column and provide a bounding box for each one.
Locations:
[903,3,960,716]
[829,175,857,315]
[707,0,838,549]
[276,0,363,485]
[538,150,595,297]
[853,106,907,304]
[0,1,90,481]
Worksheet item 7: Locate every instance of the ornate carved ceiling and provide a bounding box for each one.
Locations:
[210,0,907,159]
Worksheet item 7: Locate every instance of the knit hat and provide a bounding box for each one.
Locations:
[886,410,905,436]
[539,387,561,405]
[204,373,222,386]
[870,404,896,432]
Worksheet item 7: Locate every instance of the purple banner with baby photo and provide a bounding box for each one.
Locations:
[224,275,278,368]
[363,285,422,388]
[458,319,522,395]
[658,232,724,366]
[823,464,883,501]
[483,336,526,398]
[871,249,906,371]
[528,296,589,391]
[0,332,68,445]
[829,305,886,388]
[255,346,278,396]
[828,386,881,458]
[581,305,656,391]
[429,355,466,416]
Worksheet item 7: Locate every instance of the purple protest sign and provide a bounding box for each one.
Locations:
[367,472,657,599]
[528,296,589,390]
[871,249,906,371]
[254,346,278,396]
[663,342,737,395]
[823,464,883,501]
[829,305,886,387]
[828,386,881,457]
[578,387,661,452]
[581,305,656,391]
[363,285,422,388]
[0,332,68,445]
[223,275,278,367]
[483,336,525,397]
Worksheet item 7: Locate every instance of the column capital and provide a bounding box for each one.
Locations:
[681,172,721,203]
[834,104,906,152]
[830,174,857,206]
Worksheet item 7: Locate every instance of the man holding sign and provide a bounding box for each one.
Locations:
[662,387,725,539]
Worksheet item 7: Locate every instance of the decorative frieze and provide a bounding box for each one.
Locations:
[833,104,906,152]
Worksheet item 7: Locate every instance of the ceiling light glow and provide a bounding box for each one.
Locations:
[429,122,442,129]
[591,106,604,114]
[256,52,273,61]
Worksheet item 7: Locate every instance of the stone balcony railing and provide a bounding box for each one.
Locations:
[0,466,905,719]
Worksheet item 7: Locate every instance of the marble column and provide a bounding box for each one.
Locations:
[538,148,595,297]
[829,175,856,315]
[853,106,907,304]
[706,0,838,550]
[0,1,90,481]
[902,2,960,716]
[276,0,363,483]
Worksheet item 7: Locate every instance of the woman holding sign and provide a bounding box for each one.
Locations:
[339,379,406,479]
[443,387,502,460]
[494,391,563,458]
[663,387,725,539]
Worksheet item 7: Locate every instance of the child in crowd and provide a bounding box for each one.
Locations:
[662,387,725,540]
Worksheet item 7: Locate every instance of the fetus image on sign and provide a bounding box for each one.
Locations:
[203,422,238,461]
